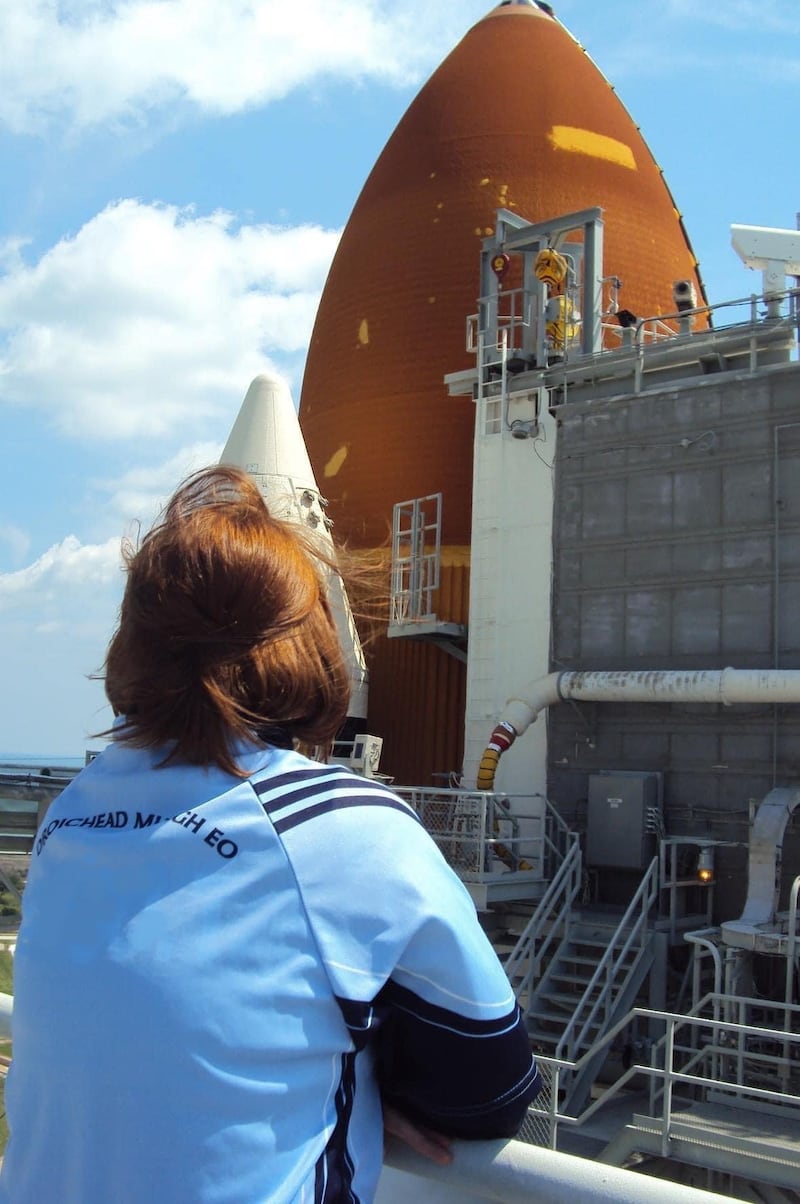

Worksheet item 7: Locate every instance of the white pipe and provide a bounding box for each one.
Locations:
[502,668,800,740]
[379,1135,746,1204]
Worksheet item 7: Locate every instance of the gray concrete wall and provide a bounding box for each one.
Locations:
[549,361,800,920]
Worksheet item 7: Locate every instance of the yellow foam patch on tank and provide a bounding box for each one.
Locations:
[358,318,369,345]
[324,445,349,477]
[441,545,471,568]
[548,125,636,170]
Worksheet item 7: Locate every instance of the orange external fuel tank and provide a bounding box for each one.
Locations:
[299,0,706,786]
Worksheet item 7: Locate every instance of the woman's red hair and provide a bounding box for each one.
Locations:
[103,466,350,776]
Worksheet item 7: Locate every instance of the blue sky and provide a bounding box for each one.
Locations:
[0,0,798,757]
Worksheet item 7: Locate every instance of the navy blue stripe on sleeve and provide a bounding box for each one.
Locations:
[381,981,521,1039]
[253,768,420,834]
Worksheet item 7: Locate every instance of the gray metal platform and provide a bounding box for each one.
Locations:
[601,1101,800,1193]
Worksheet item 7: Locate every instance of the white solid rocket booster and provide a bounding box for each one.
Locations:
[220,373,368,720]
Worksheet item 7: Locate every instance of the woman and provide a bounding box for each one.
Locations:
[1,466,540,1203]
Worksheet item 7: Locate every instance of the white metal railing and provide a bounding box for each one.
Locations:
[468,287,534,358]
[474,280,798,375]
[684,992,800,1103]
[683,874,800,1013]
[390,494,443,627]
[631,288,799,391]
[537,284,799,407]
[395,788,547,883]
[527,994,800,1155]
[503,835,581,995]
[683,927,724,1009]
[636,286,799,346]
[378,1133,744,1204]
[787,874,800,1007]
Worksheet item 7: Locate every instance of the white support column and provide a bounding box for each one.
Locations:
[463,388,555,799]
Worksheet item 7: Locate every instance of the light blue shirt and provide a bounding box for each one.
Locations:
[1,742,538,1203]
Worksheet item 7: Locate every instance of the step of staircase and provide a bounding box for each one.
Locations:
[549,970,600,986]
[560,948,637,964]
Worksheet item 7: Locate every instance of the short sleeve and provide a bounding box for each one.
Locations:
[252,764,541,1136]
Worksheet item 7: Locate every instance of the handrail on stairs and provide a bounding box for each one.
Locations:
[503,834,582,994]
[541,796,573,876]
[556,856,660,1062]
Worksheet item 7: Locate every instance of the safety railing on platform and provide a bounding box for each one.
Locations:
[671,991,800,1108]
[542,285,799,407]
[394,787,549,884]
[0,765,77,854]
[682,873,800,1012]
[471,281,798,375]
[524,993,800,1158]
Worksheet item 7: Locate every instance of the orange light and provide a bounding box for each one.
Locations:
[697,847,714,885]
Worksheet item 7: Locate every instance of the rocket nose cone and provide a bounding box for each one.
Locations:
[247,370,290,395]
[220,374,313,485]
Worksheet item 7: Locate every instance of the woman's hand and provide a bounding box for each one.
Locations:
[382,1103,453,1166]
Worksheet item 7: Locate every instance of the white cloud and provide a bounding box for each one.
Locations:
[96,440,224,531]
[0,199,340,440]
[0,441,235,752]
[0,0,483,135]
[0,535,122,613]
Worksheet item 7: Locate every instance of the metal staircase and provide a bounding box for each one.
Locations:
[506,853,660,1115]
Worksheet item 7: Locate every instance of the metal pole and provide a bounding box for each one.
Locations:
[786,874,800,1007]
[661,1016,675,1158]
